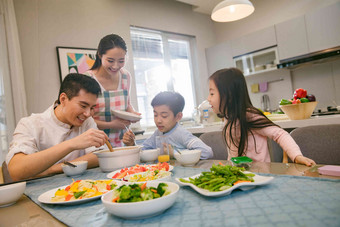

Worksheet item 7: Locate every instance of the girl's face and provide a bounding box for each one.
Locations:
[100,47,126,75]
[208,79,221,114]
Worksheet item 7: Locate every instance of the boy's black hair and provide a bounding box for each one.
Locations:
[57,73,101,104]
[151,91,185,115]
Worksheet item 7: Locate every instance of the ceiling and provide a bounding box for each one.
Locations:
[175,0,223,15]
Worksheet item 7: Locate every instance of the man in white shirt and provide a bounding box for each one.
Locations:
[6,73,108,181]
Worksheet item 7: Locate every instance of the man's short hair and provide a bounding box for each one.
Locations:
[151,91,185,115]
[57,73,101,104]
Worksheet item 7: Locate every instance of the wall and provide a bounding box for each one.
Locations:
[13,0,216,114]
[212,0,340,44]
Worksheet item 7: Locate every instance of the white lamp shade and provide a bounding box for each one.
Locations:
[211,0,255,22]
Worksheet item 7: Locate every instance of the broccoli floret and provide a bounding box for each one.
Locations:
[157,183,168,196]
[119,185,131,200]
[140,188,154,201]
[130,186,142,198]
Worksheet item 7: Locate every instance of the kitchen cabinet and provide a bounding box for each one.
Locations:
[231,26,277,57]
[205,41,233,75]
[305,1,340,52]
[233,46,278,76]
[275,15,309,60]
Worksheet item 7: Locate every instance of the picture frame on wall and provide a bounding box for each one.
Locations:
[56,46,97,82]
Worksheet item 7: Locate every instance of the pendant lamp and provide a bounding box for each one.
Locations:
[211,0,255,22]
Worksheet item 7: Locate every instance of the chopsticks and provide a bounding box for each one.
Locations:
[105,140,114,152]
[63,161,77,168]
[124,125,137,145]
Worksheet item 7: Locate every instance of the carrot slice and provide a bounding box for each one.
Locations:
[218,162,224,166]
[112,196,119,203]
[151,189,157,193]
[140,182,147,191]
[233,180,251,185]
[65,194,73,201]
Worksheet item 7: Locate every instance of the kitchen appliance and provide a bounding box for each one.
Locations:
[277,46,340,69]
[261,94,271,112]
[312,106,340,116]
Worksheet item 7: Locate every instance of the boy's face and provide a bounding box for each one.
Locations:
[153,105,182,133]
[59,89,97,127]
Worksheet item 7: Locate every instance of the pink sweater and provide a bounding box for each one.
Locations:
[225,113,302,162]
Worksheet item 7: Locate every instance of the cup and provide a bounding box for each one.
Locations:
[156,136,170,163]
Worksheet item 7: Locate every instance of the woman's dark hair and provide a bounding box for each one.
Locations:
[151,91,185,116]
[90,34,127,70]
[209,68,277,157]
[57,73,101,104]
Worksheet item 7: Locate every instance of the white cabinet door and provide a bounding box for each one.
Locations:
[305,1,340,52]
[205,41,233,76]
[275,15,309,61]
[231,26,277,57]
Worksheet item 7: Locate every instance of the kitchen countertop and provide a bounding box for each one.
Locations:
[136,114,340,140]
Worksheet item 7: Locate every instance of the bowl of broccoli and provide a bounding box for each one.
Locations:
[101,181,179,219]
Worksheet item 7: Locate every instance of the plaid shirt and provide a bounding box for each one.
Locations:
[86,69,131,147]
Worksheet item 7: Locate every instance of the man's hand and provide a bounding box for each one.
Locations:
[71,128,108,149]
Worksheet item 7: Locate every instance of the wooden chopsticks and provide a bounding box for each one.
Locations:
[105,140,114,152]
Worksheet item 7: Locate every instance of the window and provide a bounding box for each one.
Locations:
[130,27,196,127]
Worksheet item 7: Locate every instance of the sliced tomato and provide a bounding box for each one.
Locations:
[65,186,71,191]
[65,194,73,201]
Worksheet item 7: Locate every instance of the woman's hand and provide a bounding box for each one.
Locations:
[110,118,132,129]
[294,155,316,167]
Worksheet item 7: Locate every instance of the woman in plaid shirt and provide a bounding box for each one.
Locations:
[86,34,140,147]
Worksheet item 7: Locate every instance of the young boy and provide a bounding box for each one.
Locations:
[123,91,213,159]
[6,73,108,181]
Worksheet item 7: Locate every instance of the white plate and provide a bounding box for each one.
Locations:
[111,110,142,121]
[107,164,174,179]
[38,181,120,205]
[175,172,274,197]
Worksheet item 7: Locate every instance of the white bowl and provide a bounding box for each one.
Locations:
[101,181,179,219]
[0,182,26,207]
[94,146,141,172]
[174,149,201,167]
[61,161,88,177]
[140,149,159,163]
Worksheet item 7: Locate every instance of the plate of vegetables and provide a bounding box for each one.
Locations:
[101,181,179,219]
[175,164,274,197]
[107,162,173,179]
[38,179,118,205]
[123,170,172,182]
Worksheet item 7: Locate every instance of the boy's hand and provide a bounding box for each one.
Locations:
[294,155,316,167]
[71,128,108,149]
[123,130,135,146]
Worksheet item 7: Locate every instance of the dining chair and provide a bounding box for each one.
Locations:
[199,131,228,160]
[268,139,289,163]
[290,124,340,165]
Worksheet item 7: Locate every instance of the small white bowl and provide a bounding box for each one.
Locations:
[94,146,141,172]
[140,149,159,163]
[174,149,201,167]
[61,161,88,177]
[0,182,26,207]
[101,181,179,219]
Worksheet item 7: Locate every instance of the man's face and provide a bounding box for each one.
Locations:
[153,105,181,133]
[59,89,97,127]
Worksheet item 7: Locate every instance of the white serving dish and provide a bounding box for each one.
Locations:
[0,182,26,207]
[175,172,274,197]
[122,170,172,183]
[174,149,201,166]
[94,146,141,172]
[140,149,159,163]
[61,160,88,177]
[101,181,179,219]
[111,110,142,121]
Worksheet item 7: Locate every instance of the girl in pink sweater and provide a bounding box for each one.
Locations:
[207,68,315,166]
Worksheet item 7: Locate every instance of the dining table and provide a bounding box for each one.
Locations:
[1,160,339,227]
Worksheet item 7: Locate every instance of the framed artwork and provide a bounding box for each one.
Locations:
[56,46,97,82]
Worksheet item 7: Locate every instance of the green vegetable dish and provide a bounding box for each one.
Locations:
[179,164,255,192]
[111,183,171,203]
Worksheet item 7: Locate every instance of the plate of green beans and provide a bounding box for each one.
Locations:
[175,164,274,197]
